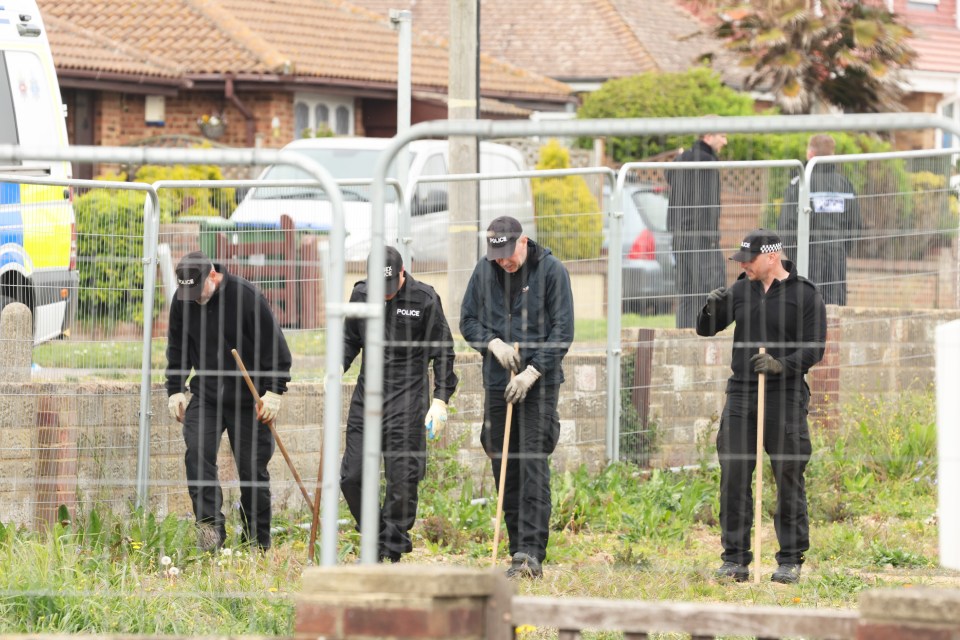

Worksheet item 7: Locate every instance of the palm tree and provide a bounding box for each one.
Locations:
[714,0,916,114]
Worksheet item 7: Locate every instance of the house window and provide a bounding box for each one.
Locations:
[293,93,353,137]
[335,106,350,135]
[294,103,309,137]
[941,99,959,149]
[907,0,938,9]
[315,104,329,133]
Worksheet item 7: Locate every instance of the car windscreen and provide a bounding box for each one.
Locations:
[631,190,669,232]
[251,148,399,201]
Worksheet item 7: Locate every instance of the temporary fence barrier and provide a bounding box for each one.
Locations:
[1,112,959,566]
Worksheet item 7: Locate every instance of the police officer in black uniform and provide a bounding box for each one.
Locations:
[667,130,728,328]
[778,134,862,306]
[166,251,292,551]
[697,230,826,584]
[340,246,458,563]
[460,216,575,580]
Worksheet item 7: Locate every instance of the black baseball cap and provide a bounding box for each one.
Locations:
[376,246,404,296]
[175,251,213,301]
[486,216,523,260]
[729,229,783,262]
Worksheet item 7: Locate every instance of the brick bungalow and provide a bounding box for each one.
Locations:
[37,0,575,178]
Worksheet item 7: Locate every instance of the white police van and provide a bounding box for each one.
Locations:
[0,0,77,343]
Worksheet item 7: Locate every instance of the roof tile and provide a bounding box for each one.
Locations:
[38,0,571,100]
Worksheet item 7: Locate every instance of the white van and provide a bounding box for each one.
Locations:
[0,0,77,343]
[230,137,535,263]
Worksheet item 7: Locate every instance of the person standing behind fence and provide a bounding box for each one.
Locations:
[460,216,574,580]
[166,251,292,552]
[697,229,826,584]
[778,134,862,306]
[666,129,728,328]
[339,246,458,563]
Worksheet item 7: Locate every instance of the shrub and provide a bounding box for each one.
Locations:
[531,139,602,260]
[74,185,150,325]
[576,67,755,162]
[131,164,236,222]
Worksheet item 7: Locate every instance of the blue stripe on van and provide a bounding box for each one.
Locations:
[0,209,23,269]
[0,182,20,205]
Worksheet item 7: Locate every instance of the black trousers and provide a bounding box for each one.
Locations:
[339,390,427,558]
[480,384,561,563]
[183,394,275,549]
[673,243,725,329]
[716,382,812,566]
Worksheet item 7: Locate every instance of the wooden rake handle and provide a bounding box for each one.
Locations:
[230,349,313,509]
[754,346,766,584]
[492,342,520,566]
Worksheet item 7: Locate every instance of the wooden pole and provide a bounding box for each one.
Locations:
[754,346,766,584]
[230,349,313,509]
[491,343,520,565]
[307,442,324,564]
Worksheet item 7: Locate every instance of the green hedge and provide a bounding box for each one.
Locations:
[531,140,602,260]
[75,163,235,324]
[74,187,149,325]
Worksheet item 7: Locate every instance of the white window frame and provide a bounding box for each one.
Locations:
[937,95,960,150]
[293,92,354,137]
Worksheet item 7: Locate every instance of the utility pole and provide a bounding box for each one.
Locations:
[391,9,413,265]
[447,0,480,326]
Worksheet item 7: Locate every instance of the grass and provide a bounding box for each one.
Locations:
[0,390,952,635]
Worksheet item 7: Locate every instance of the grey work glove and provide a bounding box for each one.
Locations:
[258,391,283,423]
[488,338,520,373]
[168,392,187,423]
[706,286,728,311]
[751,353,783,376]
[504,365,541,404]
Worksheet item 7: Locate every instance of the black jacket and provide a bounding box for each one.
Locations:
[696,260,826,390]
[666,139,722,248]
[344,273,458,419]
[166,266,292,402]
[460,240,574,389]
[778,164,862,304]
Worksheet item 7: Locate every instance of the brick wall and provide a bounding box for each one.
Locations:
[637,306,960,466]
[0,351,606,528]
[3,305,955,526]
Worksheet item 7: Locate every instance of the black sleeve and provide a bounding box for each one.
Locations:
[778,177,800,258]
[459,262,496,352]
[528,259,574,375]
[424,291,458,402]
[696,283,734,337]
[165,299,188,396]
[780,285,827,375]
[343,284,365,371]
[255,291,292,395]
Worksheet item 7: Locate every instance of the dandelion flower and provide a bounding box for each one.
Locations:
[221,548,233,557]
[166,566,180,577]
[160,556,172,566]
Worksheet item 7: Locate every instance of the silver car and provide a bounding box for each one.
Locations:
[616,183,675,314]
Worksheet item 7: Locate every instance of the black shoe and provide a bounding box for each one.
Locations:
[771,563,801,584]
[715,561,749,582]
[505,552,542,580]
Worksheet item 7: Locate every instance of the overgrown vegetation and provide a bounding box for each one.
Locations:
[73,163,235,326]
[0,391,945,633]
